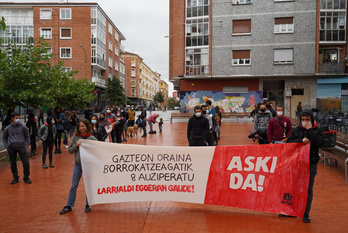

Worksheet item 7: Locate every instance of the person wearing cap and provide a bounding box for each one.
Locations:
[287,109,325,223]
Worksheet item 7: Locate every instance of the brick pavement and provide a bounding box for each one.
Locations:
[0,122,348,233]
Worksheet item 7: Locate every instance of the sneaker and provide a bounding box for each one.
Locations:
[42,164,48,169]
[59,206,72,215]
[11,178,19,184]
[24,178,32,184]
[85,205,91,213]
[303,213,310,223]
[64,145,69,149]
[141,135,147,137]
[49,163,55,168]
[57,149,62,154]
[54,149,58,154]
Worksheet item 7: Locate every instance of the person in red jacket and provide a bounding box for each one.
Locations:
[267,106,292,144]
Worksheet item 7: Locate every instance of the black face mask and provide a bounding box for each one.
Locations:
[266,105,271,108]
[202,111,207,115]
[260,109,266,113]
[99,118,105,121]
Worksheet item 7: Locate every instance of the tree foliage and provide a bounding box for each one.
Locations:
[0,35,95,110]
[153,91,164,104]
[103,75,129,106]
[167,97,180,109]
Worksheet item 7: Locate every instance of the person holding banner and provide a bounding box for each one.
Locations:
[253,104,271,144]
[59,119,97,215]
[187,105,210,146]
[287,109,325,223]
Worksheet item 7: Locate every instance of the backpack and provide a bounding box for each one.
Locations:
[136,117,142,127]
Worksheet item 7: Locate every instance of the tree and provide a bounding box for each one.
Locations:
[167,97,180,109]
[0,34,96,110]
[103,75,129,106]
[153,91,164,105]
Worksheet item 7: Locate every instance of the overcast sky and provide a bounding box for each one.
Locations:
[0,0,173,94]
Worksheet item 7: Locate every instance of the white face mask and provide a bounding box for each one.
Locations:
[302,121,312,126]
[195,112,202,117]
[107,110,111,113]
[14,119,21,124]
[277,111,283,116]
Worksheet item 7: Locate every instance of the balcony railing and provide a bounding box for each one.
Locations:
[3,16,33,25]
[319,62,346,73]
[120,44,125,54]
[91,76,106,87]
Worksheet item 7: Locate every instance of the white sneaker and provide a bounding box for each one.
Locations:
[64,145,69,149]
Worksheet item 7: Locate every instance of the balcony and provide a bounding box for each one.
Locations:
[3,16,33,25]
[319,62,346,73]
[91,76,106,88]
[120,44,125,54]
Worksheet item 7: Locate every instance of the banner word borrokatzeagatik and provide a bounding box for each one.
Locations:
[80,141,310,217]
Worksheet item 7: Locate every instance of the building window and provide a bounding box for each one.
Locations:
[115,30,119,41]
[274,17,294,33]
[109,57,113,68]
[186,0,209,17]
[131,78,136,87]
[131,89,135,97]
[40,9,52,20]
[186,48,209,76]
[232,19,251,34]
[115,47,119,56]
[131,68,135,77]
[232,50,251,65]
[186,18,209,46]
[60,48,72,58]
[115,62,119,71]
[40,28,52,39]
[320,11,346,42]
[232,0,252,4]
[109,23,113,35]
[42,47,52,57]
[109,41,113,51]
[274,49,293,64]
[64,67,72,78]
[320,0,346,9]
[60,28,72,39]
[60,8,71,19]
[131,59,136,67]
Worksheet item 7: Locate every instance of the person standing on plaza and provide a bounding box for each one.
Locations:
[63,111,72,149]
[69,111,79,139]
[38,105,44,127]
[127,105,136,127]
[139,106,147,137]
[253,104,271,144]
[38,116,56,169]
[26,112,38,156]
[147,113,159,134]
[187,106,210,146]
[104,106,117,143]
[59,119,97,215]
[201,104,215,146]
[114,110,124,143]
[287,109,325,223]
[99,113,113,142]
[297,102,303,119]
[158,118,164,133]
[265,100,276,118]
[267,106,292,144]
[121,107,128,142]
[215,106,222,140]
[3,112,31,184]
[90,115,107,141]
[1,109,12,130]
[206,100,216,115]
[53,106,66,154]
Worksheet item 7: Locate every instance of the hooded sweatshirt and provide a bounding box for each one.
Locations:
[3,121,30,148]
[287,109,325,164]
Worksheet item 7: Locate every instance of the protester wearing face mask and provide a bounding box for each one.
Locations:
[90,115,107,142]
[187,105,210,146]
[265,100,276,118]
[98,113,113,142]
[253,104,271,144]
[3,112,31,184]
[114,110,125,143]
[127,105,136,127]
[287,109,325,223]
[267,106,292,144]
[104,106,117,143]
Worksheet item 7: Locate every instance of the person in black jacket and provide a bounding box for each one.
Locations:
[139,106,147,137]
[287,109,325,223]
[26,112,38,156]
[90,115,107,142]
[187,106,210,146]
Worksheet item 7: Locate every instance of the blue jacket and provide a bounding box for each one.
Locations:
[53,112,66,130]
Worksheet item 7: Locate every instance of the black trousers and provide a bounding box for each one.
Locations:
[7,146,30,180]
[38,116,44,126]
[30,135,36,152]
[42,141,54,164]
[305,163,317,215]
[55,130,64,150]
[189,139,206,146]
[111,128,116,143]
[115,129,123,143]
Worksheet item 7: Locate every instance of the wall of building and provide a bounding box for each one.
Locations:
[212,0,317,77]
[180,79,259,91]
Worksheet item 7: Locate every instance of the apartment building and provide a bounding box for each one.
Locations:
[122,52,163,108]
[160,80,169,109]
[0,2,126,111]
[169,0,348,116]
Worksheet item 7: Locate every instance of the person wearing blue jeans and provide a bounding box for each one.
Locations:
[147,113,159,134]
[59,119,96,215]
